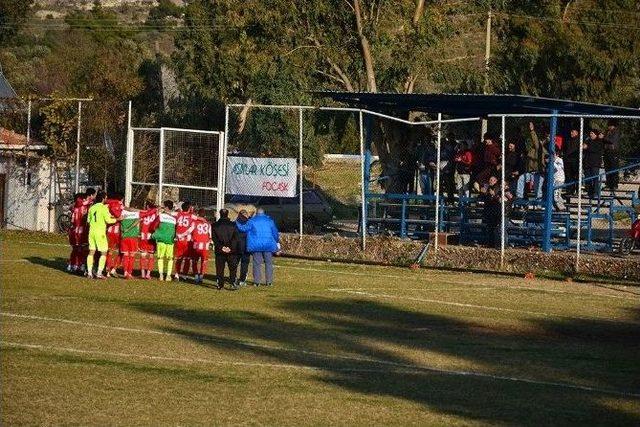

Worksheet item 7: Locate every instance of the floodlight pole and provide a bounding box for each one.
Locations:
[359,110,366,250]
[542,110,558,252]
[575,117,584,271]
[500,115,506,269]
[74,100,82,193]
[298,107,304,240]
[434,113,442,256]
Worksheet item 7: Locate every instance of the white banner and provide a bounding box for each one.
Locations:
[225,156,297,197]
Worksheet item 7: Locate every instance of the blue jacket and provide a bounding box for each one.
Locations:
[236,213,279,253]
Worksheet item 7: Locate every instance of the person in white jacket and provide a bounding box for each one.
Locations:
[553,153,566,211]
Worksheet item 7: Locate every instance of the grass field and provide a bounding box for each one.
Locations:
[1,230,639,426]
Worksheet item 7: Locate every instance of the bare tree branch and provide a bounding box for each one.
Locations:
[237,99,253,134]
[310,36,355,92]
[353,0,377,92]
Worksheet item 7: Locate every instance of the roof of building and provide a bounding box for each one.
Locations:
[314,92,640,117]
[0,128,47,151]
[0,69,17,99]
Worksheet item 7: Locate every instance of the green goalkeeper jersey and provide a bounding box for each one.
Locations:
[87,202,116,235]
[120,211,140,238]
[152,212,176,244]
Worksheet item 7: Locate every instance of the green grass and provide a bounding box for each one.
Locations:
[1,230,640,425]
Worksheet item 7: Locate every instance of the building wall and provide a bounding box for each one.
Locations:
[0,155,57,232]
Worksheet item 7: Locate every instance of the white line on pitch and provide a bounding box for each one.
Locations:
[2,340,638,398]
[328,290,640,325]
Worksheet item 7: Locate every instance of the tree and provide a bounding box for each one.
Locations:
[0,0,34,44]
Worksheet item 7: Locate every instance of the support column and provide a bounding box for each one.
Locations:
[158,128,165,205]
[542,111,558,252]
[363,114,373,250]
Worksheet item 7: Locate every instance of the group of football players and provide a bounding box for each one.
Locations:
[67,189,212,282]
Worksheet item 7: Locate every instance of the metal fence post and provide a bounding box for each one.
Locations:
[124,101,133,206]
[158,128,165,205]
[542,111,558,252]
[575,117,584,271]
[74,100,82,193]
[359,110,366,250]
[500,115,506,269]
[298,107,304,240]
[434,113,442,256]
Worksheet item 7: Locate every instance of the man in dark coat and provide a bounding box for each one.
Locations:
[212,209,240,290]
[235,209,251,286]
[603,119,620,190]
[583,129,604,198]
[564,127,581,195]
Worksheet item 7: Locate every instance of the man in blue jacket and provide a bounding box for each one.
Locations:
[236,208,280,286]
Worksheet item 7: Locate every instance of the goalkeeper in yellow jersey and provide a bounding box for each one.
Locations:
[86,191,119,279]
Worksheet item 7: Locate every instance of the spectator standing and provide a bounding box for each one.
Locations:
[603,119,620,190]
[235,209,251,286]
[440,135,457,204]
[583,129,604,198]
[553,152,566,210]
[516,122,547,199]
[236,208,280,287]
[415,140,436,196]
[453,141,474,198]
[481,176,513,248]
[564,127,581,195]
[504,141,522,194]
[476,133,500,186]
[212,209,240,290]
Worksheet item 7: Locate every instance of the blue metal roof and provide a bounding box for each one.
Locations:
[315,91,640,117]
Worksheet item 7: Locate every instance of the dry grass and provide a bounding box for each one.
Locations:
[1,231,639,425]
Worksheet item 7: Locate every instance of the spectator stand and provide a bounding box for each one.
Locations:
[223,94,640,271]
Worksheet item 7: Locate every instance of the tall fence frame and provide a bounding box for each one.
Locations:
[125,103,225,213]
[224,102,640,270]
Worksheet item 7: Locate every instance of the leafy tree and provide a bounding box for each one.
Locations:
[0,0,34,44]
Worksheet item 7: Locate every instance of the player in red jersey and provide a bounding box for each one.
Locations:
[191,209,212,284]
[105,193,124,277]
[67,193,87,273]
[173,201,197,281]
[138,201,159,279]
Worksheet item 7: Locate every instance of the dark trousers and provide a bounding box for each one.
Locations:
[215,253,239,285]
[239,252,250,282]
[584,165,600,198]
[564,159,579,194]
[603,150,619,189]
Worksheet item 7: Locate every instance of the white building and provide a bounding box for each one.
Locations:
[0,128,59,232]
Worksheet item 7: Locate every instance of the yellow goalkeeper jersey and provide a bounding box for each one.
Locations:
[87,202,117,235]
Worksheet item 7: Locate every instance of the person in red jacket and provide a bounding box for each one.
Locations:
[453,140,474,198]
[105,193,124,277]
[475,133,501,186]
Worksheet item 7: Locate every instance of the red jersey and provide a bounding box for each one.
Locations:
[105,199,124,237]
[139,208,159,240]
[175,211,197,241]
[191,218,212,250]
[70,199,87,236]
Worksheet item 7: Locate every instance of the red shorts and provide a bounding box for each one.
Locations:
[174,240,191,258]
[107,233,121,250]
[193,249,209,261]
[139,239,156,254]
[120,237,139,253]
[68,231,82,246]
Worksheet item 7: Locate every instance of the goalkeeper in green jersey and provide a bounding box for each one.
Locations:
[86,191,119,279]
[152,200,177,281]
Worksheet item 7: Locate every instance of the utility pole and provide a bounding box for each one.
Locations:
[481,9,492,137]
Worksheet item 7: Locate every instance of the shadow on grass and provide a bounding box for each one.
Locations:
[25,256,69,271]
[130,298,640,425]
